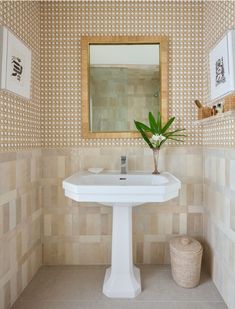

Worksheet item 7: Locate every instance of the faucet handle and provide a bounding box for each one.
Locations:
[121,155,126,164]
[120,155,128,174]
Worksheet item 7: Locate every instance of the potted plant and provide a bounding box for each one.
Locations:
[134,112,186,174]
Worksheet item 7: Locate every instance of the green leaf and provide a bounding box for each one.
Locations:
[157,112,162,131]
[159,139,167,147]
[134,113,187,148]
[165,134,186,139]
[148,112,159,134]
[164,129,186,137]
[167,137,185,142]
[165,128,186,134]
[134,121,152,132]
[161,117,175,133]
[165,134,186,140]
[134,121,154,149]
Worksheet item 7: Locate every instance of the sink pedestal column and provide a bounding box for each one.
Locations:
[103,204,141,298]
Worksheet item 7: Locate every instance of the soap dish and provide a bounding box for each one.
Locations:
[88,168,104,174]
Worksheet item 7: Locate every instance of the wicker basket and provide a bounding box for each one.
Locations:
[198,107,212,120]
[170,236,203,288]
[224,95,235,112]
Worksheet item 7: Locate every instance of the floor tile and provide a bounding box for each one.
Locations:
[136,265,224,302]
[12,300,228,309]
[12,265,227,309]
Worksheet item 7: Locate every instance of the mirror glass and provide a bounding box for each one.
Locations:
[89,44,161,132]
[89,44,160,132]
[81,36,168,139]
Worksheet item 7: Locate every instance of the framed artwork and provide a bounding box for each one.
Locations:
[0,25,32,99]
[209,29,235,101]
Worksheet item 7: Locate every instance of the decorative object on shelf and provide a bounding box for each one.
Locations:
[198,106,212,120]
[193,110,235,126]
[212,105,217,116]
[194,100,212,120]
[209,29,235,101]
[0,25,31,99]
[216,103,224,114]
[224,94,235,112]
[194,99,224,120]
[194,99,203,109]
[134,112,186,174]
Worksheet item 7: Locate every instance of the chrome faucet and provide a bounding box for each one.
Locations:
[121,155,128,174]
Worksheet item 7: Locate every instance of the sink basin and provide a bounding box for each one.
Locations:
[63,171,181,298]
[63,171,181,206]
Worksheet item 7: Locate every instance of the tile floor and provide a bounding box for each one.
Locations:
[12,265,227,309]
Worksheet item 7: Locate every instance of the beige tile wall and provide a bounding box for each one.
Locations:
[41,146,204,265]
[203,148,235,309]
[0,150,42,309]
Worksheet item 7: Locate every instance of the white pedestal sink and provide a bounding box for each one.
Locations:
[63,171,181,298]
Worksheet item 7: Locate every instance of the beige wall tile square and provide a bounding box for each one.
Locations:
[229,160,235,191]
[16,159,31,188]
[0,239,10,278]
[230,198,235,232]
[0,162,16,195]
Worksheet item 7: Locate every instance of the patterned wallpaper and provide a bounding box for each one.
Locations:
[1,1,235,150]
[40,0,203,148]
[202,1,235,147]
[0,1,41,152]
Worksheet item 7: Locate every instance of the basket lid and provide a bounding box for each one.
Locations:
[170,236,202,253]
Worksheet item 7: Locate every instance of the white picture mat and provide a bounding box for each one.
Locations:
[0,26,8,88]
[209,30,235,101]
[0,25,31,99]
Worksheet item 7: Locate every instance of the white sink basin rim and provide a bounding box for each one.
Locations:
[63,171,181,206]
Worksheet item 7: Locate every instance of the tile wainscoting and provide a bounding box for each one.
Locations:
[203,147,235,309]
[3,146,235,308]
[0,150,42,309]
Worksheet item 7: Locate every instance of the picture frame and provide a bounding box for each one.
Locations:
[209,29,235,101]
[0,25,32,99]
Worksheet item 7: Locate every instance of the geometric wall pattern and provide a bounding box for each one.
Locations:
[40,1,203,148]
[202,1,235,147]
[0,1,41,152]
[1,1,235,150]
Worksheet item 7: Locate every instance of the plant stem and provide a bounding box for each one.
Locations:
[152,148,160,175]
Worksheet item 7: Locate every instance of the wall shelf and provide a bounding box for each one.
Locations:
[193,110,235,126]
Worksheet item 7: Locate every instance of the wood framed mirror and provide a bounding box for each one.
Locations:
[81,36,168,139]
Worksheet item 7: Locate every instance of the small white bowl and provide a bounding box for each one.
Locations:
[88,167,104,174]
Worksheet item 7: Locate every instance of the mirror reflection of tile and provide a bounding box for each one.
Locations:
[90,65,160,132]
